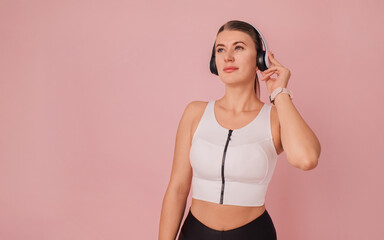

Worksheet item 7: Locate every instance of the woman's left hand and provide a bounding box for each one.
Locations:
[260,51,291,94]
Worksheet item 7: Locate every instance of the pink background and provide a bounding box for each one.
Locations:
[0,0,383,239]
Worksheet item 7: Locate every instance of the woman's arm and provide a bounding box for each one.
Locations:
[159,102,195,239]
[274,93,321,170]
[261,51,321,170]
[159,187,189,240]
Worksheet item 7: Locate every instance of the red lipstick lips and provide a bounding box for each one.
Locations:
[223,66,238,73]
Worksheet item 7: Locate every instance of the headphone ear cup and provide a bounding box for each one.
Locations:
[257,50,268,72]
[210,54,218,75]
[210,45,218,75]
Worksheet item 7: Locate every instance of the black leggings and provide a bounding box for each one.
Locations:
[178,207,277,240]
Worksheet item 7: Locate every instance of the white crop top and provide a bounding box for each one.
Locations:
[190,100,278,207]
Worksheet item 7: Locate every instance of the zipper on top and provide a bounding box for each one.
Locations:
[220,129,233,204]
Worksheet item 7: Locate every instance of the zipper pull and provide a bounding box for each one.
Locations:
[228,129,233,141]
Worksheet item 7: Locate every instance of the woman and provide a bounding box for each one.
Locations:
[159,20,321,240]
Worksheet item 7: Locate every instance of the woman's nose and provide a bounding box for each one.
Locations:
[224,50,234,62]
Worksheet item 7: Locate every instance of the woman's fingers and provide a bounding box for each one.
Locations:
[260,71,275,81]
[268,51,282,66]
[261,66,281,74]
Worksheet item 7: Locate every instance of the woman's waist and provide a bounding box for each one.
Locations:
[190,198,266,231]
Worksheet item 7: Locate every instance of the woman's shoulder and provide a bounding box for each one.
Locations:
[182,100,209,125]
[186,100,209,111]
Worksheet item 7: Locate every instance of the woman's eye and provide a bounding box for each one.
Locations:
[216,46,243,53]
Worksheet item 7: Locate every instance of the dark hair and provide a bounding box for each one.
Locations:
[210,20,263,99]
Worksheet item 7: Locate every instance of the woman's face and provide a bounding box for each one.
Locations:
[214,30,258,85]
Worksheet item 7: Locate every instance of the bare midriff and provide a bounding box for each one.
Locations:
[190,198,266,231]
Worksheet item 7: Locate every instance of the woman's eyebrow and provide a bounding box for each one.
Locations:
[215,41,247,49]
